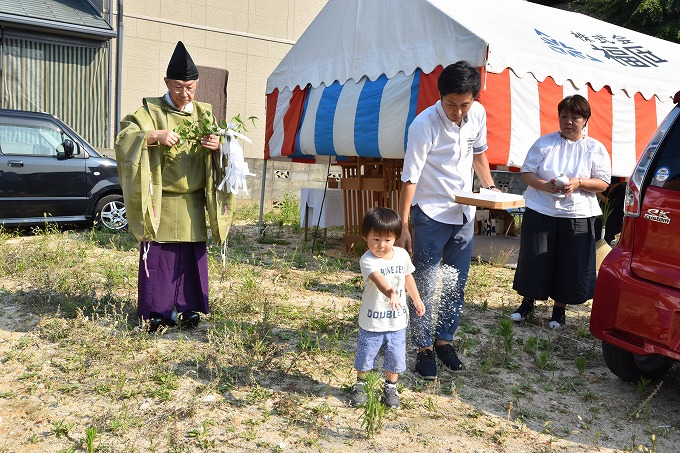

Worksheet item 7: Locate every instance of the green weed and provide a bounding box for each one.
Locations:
[84,426,97,453]
[187,419,215,448]
[524,336,538,353]
[263,192,300,228]
[576,355,587,374]
[498,318,514,354]
[635,377,652,395]
[536,350,557,371]
[51,419,74,439]
[359,372,384,437]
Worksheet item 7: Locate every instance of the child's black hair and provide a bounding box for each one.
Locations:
[437,60,481,99]
[361,207,402,238]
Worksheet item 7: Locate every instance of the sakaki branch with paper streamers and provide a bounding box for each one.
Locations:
[217,124,256,195]
[173,114,257,195]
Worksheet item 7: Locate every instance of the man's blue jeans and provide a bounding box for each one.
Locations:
[409,205,474,348]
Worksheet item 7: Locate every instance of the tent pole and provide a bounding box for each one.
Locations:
[257,159,268,238]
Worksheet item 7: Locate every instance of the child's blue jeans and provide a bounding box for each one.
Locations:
[354,327,406,374]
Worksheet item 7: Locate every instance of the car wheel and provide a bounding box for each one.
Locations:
[94,194,127,231]
[601,341,673,382]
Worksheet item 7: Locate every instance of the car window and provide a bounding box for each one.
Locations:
[0,123,72,156]
[649,118,680,192]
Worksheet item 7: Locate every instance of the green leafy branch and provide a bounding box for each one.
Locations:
[174,116,222,146]
[174,114,258,146]
[229,114,258,134]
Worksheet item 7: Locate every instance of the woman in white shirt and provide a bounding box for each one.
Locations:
[511,95,611,328]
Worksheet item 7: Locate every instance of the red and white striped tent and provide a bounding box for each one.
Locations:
[264,0,680,177]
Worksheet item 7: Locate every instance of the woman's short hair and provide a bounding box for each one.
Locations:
[361,207,402,238]
[558,95,591,121]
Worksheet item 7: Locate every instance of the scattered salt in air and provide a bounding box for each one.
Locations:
[418,263,464,336]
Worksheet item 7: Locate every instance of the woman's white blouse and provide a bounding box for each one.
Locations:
[521,132,612,218]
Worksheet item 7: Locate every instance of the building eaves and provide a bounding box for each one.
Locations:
[0,0,115,41]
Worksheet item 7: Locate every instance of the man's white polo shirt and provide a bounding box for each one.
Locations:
[402,100,488,225]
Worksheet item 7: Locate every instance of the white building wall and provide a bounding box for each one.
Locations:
[114,0,328,161]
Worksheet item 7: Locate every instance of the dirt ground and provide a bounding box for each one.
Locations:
[0,224,679,452]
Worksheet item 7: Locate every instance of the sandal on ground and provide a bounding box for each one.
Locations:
[510,298,535,322]
[548,309,566,329]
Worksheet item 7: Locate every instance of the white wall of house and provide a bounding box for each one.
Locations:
[114,0,328,160]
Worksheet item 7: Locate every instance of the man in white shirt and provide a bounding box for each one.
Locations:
[397,61,497,379]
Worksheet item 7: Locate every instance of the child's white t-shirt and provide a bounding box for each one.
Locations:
[359,246,415,332]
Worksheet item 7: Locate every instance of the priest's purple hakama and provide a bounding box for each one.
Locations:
[137,242,210,320]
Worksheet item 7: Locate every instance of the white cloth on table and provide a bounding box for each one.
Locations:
[299,187,344,228]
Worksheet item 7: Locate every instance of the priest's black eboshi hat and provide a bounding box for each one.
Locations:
[166,41,199,81]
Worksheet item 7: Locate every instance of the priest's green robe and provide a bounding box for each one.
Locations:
[115,96,232,245]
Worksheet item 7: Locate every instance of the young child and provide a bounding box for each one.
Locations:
[352,207,426,408]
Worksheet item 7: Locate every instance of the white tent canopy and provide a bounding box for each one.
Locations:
[267,0,680,100]
[264,0,680,177]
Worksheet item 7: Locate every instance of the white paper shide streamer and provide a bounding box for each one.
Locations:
[217,125,255,195]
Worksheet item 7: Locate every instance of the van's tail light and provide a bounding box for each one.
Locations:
[623,100,679,217]
[624,146,656,218]
[623,181,640,217]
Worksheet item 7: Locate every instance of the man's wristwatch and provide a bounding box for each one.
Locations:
[485,185,496,190]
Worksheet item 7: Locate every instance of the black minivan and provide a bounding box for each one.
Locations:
[0,109,126,231]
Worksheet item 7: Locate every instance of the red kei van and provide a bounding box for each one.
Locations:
[590,91,680,382]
